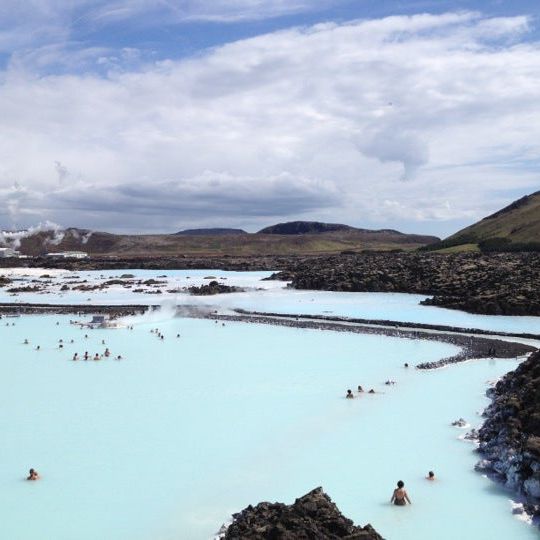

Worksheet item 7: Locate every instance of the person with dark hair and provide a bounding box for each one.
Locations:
[346,389,354,399]
[427,471,435,480]
[391,480,411,506]
[27,468,39,481]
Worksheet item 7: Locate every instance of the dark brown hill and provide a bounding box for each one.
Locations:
[258,221,353,234]
[8,226,439,257]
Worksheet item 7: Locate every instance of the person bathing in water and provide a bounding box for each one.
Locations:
[346,389,354,399]
[27,468,39,481]
[391,480,411,506]
[426,471,435,480]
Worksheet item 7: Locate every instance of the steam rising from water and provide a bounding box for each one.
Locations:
[119,298,179,326]
[0,221,65,249]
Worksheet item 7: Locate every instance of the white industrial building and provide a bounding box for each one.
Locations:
[0,247,20,258]
[46,251,89,259]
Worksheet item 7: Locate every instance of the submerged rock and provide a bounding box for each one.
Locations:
[222,487,384,539]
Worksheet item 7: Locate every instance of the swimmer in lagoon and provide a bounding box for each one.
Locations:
[84,351,89,360]
[368,389,375,394]
[346,389,354,399]
[72,353,78,361]
[391,480,411,506]
[27,468,39,481]
[404,363,409,368]
[104,348,110,357]
[36,345,40,350]
[427,471,435,480]
[93,353,100,361]
[357,385,364,393]
[24,339,29,344]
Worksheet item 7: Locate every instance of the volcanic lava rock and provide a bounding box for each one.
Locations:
[478,349,540,518]
[223,487,383,540]
[188,281,244,296]
[281,252,540,316]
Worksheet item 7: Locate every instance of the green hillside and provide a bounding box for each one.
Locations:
[426,190,540,252]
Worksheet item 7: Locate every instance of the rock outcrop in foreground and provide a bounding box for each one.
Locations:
[223,487,383,539]
[478,350,540,517]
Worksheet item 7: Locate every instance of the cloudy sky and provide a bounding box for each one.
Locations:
[0,0,539,236]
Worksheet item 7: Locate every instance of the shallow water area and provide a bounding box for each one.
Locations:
[1,312,539,540]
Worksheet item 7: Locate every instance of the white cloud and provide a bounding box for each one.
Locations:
[0,11,539,233]
[90,0,329,23]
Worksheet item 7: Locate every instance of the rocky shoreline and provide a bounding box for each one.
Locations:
[476,349,540,521]
[0,303,535,367]
[235,310,540,341]
[0,302,148,317]
[274,252,540,316]
[2,252,539,315]
[196,312,536,369]
[0,255,289,272]
[220,487,383,539]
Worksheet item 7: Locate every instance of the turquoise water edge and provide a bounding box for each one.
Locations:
[1,270,539,540]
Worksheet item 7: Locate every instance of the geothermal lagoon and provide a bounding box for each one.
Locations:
[1,269,539,539]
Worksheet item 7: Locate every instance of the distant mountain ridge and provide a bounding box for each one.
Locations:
[258,221,353,234]
[425,190,540,252]
[257,220,411,236]
[2,221,439,257]
[174,228,247,236]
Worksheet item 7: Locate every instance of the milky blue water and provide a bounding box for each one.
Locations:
[1,268,539,334]
[1,311,538,540]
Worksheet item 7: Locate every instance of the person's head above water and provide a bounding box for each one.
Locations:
[397,480,404,488]
[427,471,435,479]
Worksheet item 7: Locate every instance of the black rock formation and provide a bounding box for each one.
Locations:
[223,487,383,539]
[281,252,540,316]
[188,280,244,295]
[478,349,540,518]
